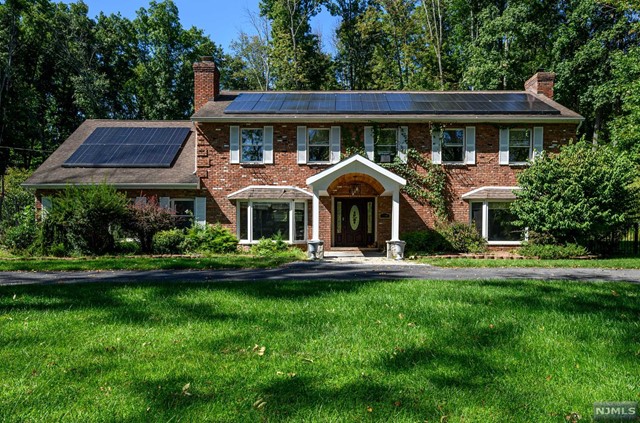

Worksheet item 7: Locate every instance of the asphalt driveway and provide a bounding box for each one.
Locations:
[0,261,639,285]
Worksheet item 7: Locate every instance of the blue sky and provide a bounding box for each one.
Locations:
[68,0,337,53]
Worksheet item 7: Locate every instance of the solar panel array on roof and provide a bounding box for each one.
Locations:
[224,92,560,115]
[63,127,190,168]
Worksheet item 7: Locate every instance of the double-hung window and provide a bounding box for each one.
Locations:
[471,201,522,244]
[508,129,531,164]
[364,126,408,163]
[432,126,475,165]
[375,128,398,163]
[308,128,330,163]
[441,129,465,163]
[241,128,264,163]
[171,199,195,228]
[237,201,307,243]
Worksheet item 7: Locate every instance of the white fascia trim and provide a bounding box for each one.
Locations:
[22,182,199,190]
[461,186,521,200]
[192,116,584,124]
[227,185,313,199]
[306,154,406,186]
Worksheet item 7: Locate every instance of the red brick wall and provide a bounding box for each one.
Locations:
[193,60,220,112]
[194,121,577,249]
[36,121,578,251]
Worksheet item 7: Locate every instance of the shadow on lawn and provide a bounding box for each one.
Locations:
[1,279,639,421]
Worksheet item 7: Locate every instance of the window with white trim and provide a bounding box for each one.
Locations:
[471,201,523,243]
[442,128,465,163]
[237,201,307,243]
[308,128,330,163]
[241,128,264,163]
[375,128,398,163]
[171,199,195,228]
[509,129,532,164]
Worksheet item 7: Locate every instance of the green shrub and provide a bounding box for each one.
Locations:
[512,139,638,246]
[153,229,186,254]
[403,229,451,254]
[116,239,141,255]
[44,183,129,255]
[2,205,40,254]
[440,222,487,253]
[183,224,238,254]
[250,232,289,256]
[0,168,35,235]
[519,243,589,259]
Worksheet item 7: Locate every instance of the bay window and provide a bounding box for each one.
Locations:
[471,201,523,244]
[237,201,307,243]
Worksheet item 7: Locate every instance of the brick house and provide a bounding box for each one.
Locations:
[24,57,583,258]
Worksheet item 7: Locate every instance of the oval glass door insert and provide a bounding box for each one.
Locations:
[349,205,360,230]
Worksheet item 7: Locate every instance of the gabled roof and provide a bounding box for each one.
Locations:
[462,186,521,200]
[23,120,199,189]
[228,185,312,200]
[307,155,406,195]
[192,91,583,124]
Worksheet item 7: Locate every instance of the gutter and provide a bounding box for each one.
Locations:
[21,183,200,190]
[191,115,584,125]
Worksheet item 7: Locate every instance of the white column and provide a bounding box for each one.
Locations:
[312,190,320,241]
[391,189,400,241]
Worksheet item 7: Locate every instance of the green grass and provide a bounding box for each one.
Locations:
[0,252,302,272]
[418,257,640,269]
[1,279,638,422]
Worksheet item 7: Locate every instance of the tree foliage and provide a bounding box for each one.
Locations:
[511,139,638,247]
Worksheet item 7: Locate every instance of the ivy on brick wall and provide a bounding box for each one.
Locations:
[381,150,448,221]
[341,124,448,221]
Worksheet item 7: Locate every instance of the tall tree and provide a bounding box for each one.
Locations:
[132,0,218,119]
[260,0,330,90]
[420,0,445,88]
[229,11,272,90]
[460,0,557,90]
[553,0,639,142]
[327,0,378,90]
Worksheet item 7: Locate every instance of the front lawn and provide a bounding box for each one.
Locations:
[0,253,302,272]
[419,257,640,269]
[1,279,638,422]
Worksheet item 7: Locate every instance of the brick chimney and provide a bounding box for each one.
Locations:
[193,56,220,112]
[524,72,555,99]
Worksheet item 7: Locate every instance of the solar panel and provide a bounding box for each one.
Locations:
[223,92,560,115]
[63,127,190,168]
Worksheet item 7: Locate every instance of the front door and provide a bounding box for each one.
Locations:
[334,198,375,247]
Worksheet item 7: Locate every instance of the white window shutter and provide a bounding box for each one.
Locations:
[41,196,52,217]
[465,126,476,165]
[135,196,147,206]
[431,130,442,164]
[397,126,408,163]
[194,197,206,227]
[364,126,374,160]
[230,126,240,164]
[330,126,341,164]
[159,197,170,209]
[263,126,273,164]
[499,128,510,165]
[297,126,307,164]
[533,126,544,159]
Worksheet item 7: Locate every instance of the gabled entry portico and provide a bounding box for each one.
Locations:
[306,155,406,259]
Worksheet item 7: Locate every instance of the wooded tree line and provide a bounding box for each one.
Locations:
[0,0,638,173]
